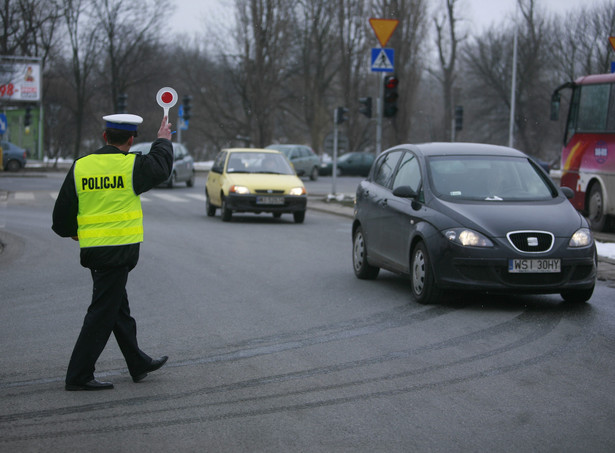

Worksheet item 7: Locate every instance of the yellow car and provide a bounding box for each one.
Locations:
[205,148,307,223]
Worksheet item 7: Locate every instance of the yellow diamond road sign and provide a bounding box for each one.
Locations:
[610,36,615,52]
[369,18,399,47]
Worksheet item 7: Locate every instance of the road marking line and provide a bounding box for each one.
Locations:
[151,193,187,202]
[14,192,35,200]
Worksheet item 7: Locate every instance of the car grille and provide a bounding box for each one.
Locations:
[254,189,285,194]
[507,231,554,253]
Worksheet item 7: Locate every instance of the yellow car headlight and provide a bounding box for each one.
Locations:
[229,185,250,195]
[289,187,306,196]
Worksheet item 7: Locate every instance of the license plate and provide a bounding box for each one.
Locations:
[508,258,561,273]
[256,196,284,205]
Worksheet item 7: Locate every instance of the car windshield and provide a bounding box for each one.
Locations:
[226,152,294,175]
[427,155,557,201]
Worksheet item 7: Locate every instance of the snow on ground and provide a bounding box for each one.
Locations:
[596,241,615,261]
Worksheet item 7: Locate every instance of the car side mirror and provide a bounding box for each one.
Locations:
[560,186,574,199]
[392,185,418,199]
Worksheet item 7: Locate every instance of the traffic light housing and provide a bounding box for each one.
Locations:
[383,75,398,118]
[336,106,348,124]
[182,95,192,121]
[24,105,32,126]
[359,97,372,118]
[116,93,127,113]
[454,105,463,131]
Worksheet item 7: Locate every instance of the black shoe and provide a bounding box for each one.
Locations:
[65,379,114,391]
[132,356,168,383]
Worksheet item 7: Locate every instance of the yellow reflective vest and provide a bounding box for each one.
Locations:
[74,153,143,248]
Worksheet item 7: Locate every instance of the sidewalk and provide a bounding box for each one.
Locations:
[308,194,615,284]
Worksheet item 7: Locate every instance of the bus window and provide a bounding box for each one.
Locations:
[577,84,611,132]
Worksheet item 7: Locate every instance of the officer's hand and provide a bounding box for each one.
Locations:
[71,236,79,241]
[158,116,172,140]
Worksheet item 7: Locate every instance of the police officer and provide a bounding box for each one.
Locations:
[52,114,173,390]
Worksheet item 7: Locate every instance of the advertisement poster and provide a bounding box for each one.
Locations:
[0,61,41,102]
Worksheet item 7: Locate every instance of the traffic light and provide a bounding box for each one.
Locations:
[116,93,127,113]
[24,105,32,126]
[383,75,398,118]
[454,105,463,131]
[336,106,348,124]
[359,97,372,118]
[182,95,192,121]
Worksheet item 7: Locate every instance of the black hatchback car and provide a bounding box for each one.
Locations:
[352,143,597,305]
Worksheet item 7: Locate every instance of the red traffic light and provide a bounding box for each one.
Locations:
[385,76,398,89]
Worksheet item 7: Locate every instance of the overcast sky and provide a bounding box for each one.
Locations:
[169,0,604,37]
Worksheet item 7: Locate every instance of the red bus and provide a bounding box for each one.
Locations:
[551,73,615,232]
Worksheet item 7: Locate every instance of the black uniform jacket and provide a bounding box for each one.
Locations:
[52,139,173,270]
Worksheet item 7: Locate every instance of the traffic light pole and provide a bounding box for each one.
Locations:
[376,73,384,155]
[332,108,339,195]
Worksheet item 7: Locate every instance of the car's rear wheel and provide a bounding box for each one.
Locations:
[272,212,282,219]
[353,226,379,279]
[588,183,607,231]
[310,166,319,181]
[221,195,232,222]
[560,287,594,303]
[205,191,216,217]
[6,159,21,172]
[293,211,305,224]
[410,242,442,305]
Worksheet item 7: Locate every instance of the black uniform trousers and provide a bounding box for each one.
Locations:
[65,266,152,385]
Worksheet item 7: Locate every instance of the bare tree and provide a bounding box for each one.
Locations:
[92,0,166,112]
[61,0,102,159]
[431,0,465,141]
[553,0,615,79]
[231,0,296,147]
[288,0,339,153]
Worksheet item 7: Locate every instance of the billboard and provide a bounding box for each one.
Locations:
[0,60,42,102]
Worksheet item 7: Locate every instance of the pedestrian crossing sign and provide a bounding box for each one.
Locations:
[371,48,394,72]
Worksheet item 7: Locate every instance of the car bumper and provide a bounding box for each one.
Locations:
[225,194,307,213]
[431,242,597,294]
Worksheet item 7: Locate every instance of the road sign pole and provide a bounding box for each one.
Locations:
[376,72,384,154]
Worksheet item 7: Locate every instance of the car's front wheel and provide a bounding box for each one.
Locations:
[167,172,176,188]
[186,172,195,187]
[561,287,594,304]
[205,191,216,217]
[293,211,305,224]
[410,242,442,305]
[221,195,232,222]
[353,226,379,279]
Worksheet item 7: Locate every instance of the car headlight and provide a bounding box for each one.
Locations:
[569,228,593,247]
[289,187,306,196]
[444,228,493,247]
[229,185,250,194]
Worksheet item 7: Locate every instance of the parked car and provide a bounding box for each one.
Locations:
[352,142,597,305]
[129,141,194,188]
[320,151,375,176]
[265,144,320,180]
[205,148,307,223]
[1,140,27,172]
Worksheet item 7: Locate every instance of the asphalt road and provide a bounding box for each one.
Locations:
[1,173,615,452]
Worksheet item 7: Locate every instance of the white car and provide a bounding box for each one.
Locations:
[130,142,195,188]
